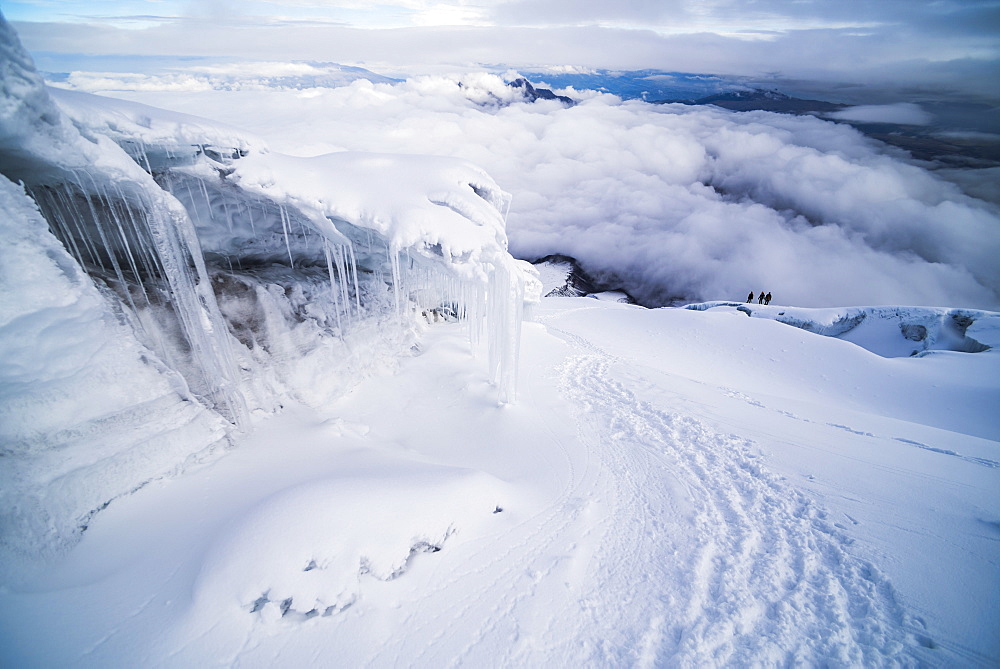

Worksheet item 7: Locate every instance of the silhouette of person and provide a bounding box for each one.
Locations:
[765,292,772,305]
[758,291,765,304]
[747,291,754,303]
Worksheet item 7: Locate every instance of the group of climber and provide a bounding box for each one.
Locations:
[747,291,772,305]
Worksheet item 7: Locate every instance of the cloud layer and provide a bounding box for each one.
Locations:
[9,0,1000,98]
[104,74,1000,310]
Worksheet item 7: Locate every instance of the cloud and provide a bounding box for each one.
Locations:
[104,74,1000,310]
[491,0,1000,40]
[9,0,1000,98]
[828,103,934,125]
[492,0,686,27]
[59,71,214,92]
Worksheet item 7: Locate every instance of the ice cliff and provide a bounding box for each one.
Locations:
[0,15,530,566]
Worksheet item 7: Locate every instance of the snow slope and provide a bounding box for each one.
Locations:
[1,297,997,666]
[3,14,999,667]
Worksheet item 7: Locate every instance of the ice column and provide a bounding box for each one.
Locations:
[486,257,524,404]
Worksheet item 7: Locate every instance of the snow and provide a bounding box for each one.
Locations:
[535,258,574,295]
[2,14,999,668]
[0,15,528,568]
[2,297,998,666]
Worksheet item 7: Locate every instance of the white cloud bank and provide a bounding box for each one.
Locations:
[828,103,934,126]
[92,75,1000,309]
[11,16,1000,99]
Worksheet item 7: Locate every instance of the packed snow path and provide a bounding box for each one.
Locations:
[3,298,996,666]
[551,342,911,665]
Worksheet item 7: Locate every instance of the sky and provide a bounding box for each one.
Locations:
[5,0,1000,96]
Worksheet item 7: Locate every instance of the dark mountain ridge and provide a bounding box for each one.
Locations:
[657,88,846,114]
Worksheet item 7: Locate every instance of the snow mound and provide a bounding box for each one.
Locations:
[190,465,512,622]
[688,302,999,357]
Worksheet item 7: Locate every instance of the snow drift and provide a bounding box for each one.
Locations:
[0,15,528,564]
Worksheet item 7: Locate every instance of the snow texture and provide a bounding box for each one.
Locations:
[1,297,997,666]
[1,15,998,669]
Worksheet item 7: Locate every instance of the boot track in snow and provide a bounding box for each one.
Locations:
[553,326,925,666]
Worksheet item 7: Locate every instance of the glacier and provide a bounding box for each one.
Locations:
[0,16,530,566]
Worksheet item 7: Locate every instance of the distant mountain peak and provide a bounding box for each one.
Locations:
[507,78,575,106]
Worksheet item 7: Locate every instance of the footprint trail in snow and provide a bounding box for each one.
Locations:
[554,340,925,665]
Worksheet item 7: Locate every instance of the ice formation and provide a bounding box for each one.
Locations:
[686,301,1000,358]
[0,16,529,562]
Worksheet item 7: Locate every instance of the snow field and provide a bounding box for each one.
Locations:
[3,297,997,666]
[2,15,998,666]
[540,299,1000,665]
[555,344,912,665]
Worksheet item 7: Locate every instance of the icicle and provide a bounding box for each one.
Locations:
[197,178,214,222]
[244,198,257,237]
[57,182,107,274]
[117,188,166,289]
[219,189,235,235]
[60,168,251,429]
[486,258,524,404]
[346,243,361,316]
[278,204,295,267]
[388,245,402,317]
[137,139,154,175]
[109,184,153,305]
[332,244,352,321]
[73,172,142,316]
[153,186,250,429]
[29,185,84,270]
[322,238,345,336]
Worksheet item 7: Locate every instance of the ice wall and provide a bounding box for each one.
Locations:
[0,175,232,568]
[48,84,528,407]
[1,15,249,563]
[0,14,528,561]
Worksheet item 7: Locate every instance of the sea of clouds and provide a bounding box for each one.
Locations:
[71,71,1000,310]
